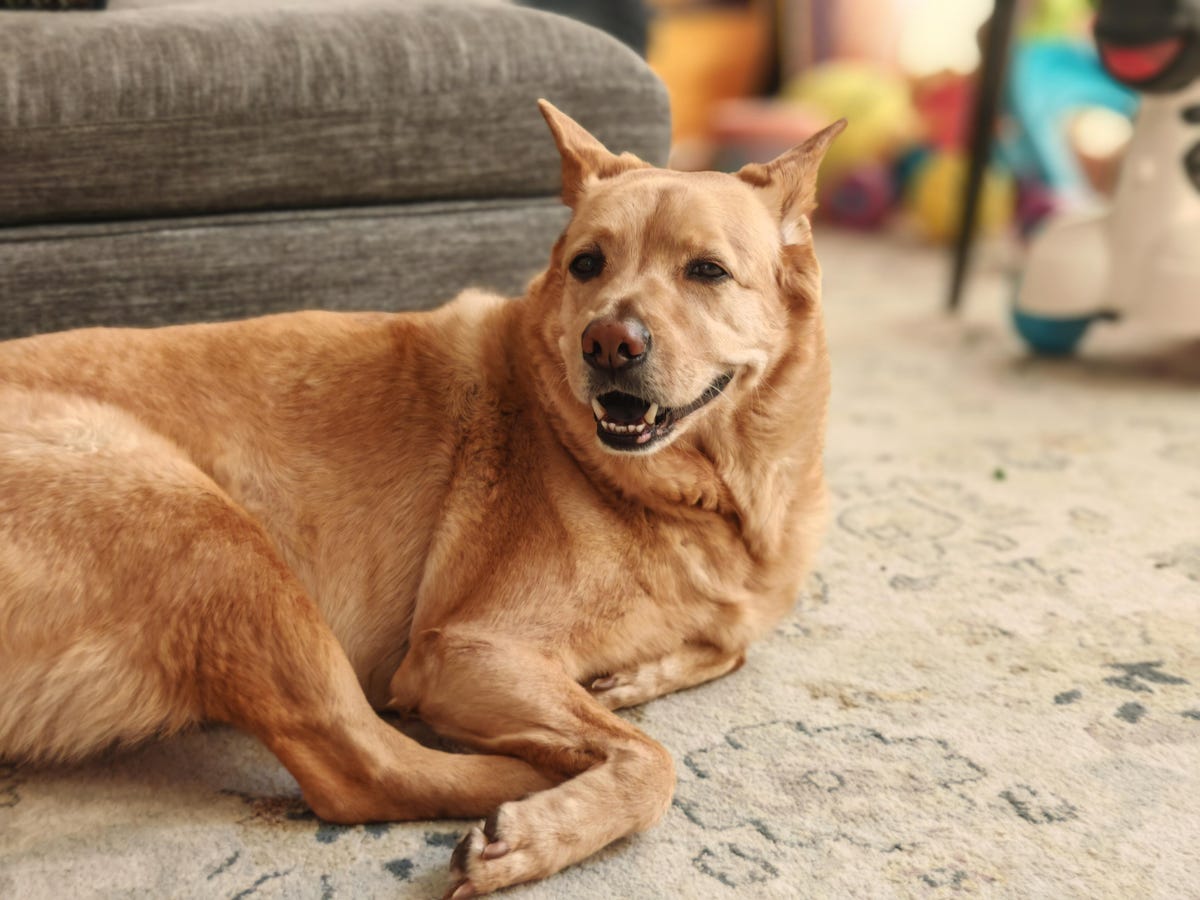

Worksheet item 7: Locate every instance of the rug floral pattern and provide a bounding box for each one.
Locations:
[3,233,1198,898]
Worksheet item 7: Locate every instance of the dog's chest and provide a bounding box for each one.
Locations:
[459,498,756,663]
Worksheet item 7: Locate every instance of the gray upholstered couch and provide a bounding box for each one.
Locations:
[0,0,670,339]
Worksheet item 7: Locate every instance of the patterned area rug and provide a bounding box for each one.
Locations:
[3,231,1199,898]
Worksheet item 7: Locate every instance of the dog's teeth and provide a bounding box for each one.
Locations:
[591,398,606,420]
[599,419,652,436]
[644,403,659,425]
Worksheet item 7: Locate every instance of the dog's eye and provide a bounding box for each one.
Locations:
[569,252,604,281]
[687,260,729,282]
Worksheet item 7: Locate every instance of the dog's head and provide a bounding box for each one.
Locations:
[531,101,843,462]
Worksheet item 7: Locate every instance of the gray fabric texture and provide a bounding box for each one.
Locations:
[0,0,670,225]
[1,1,106,9]
[0,198,569,338]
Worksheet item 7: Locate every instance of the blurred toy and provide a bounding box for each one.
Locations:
[1015,177,1060,238]
[825,163,896,229]
[912,73,974,151]
[1004,39,1138,204]
[900,72,999,243]
[783,62,921,185]
[908,150,1015,242]
[1015,0,1200,354]
[1022,0,1094,40]
[1066,105,1135,194]
[707,98,827,172]
[893,144,934,195]
[781,61,920,229]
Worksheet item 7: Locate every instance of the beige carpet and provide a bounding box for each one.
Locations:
[3,232,1199,899]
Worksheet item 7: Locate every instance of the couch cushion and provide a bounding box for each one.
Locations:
[1,1,105,9]
[0,0,670,225]
[0,197,570,337]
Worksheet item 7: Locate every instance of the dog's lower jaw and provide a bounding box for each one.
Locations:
[589,371,735,455]
[593,412,678,455]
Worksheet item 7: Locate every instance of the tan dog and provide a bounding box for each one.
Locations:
[0,102,841,896]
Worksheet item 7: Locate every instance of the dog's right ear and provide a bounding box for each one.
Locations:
[538,99,649,207]
[736,119,847,245]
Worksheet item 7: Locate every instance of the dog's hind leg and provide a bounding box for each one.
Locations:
[389,626,677,896]
[0,390,552,820]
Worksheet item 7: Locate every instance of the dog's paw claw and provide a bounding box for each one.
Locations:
[480,807,511,858]
[443,880,476,900]
[449,827,478,874]
[483,808,502,839]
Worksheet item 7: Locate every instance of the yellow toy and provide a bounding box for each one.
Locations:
[782,62,921,184]
[908,151,1015,243]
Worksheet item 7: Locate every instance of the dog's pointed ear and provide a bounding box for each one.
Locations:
[736,119,847,244]
[538,99,648,207]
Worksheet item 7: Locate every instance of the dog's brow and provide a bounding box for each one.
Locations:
[682,243,725,261]
[673,236,738,267]
[573,226,618,250]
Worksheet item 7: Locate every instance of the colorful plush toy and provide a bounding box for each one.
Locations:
[782,62,921,229]
[784,63,920,171]
[1014,0,1200,353]
[909,150,1015,242]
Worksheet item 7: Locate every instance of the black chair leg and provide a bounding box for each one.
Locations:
[948,0,1018,312]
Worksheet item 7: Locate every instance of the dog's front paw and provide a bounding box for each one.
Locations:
[444,805,518,898]
[444,801,569,897]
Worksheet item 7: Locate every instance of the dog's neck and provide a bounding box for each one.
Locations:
[518,269,828,566]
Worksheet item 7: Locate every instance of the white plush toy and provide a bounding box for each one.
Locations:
[1016,0,1200,353]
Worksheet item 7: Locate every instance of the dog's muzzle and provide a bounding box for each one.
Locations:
[590,373,733,453]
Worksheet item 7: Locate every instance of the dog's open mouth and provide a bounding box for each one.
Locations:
[590,373,733,452]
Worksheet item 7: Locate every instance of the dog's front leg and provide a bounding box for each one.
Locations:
[224,633,557,825]
[390,626,677,897]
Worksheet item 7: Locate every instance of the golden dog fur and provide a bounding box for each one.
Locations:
[0,103,841,896]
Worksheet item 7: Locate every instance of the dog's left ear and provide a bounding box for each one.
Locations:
[538,99,649,207]
[737,119,847,245]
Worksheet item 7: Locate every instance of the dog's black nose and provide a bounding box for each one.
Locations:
[581,318,650,372]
